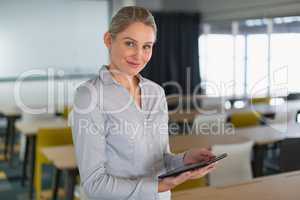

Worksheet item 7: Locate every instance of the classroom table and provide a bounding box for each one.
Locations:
[42,145,77,200]
[170,122,300,177]
[169,98,300,126]
[170,135,251,152]
[169,110,200,124]
[15,117,68,199]
[41,137,251,200]
[40,124,300,200]
[172,170,300,200]
[237,123,300,176]
[0,106,21,164]
[168,107,276,126]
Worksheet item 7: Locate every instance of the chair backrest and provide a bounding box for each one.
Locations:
[229,111,261,128]
[287,93,300,101]
[34,127,73,200]
[209,140,254,187]
[62,105,72,119]
[36,127,73,149]
[250,97,271,105]
[172,177,207,192]
[19,113,55,161]
[279,138,300,172]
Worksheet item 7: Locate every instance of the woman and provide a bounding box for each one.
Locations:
[70,6,216,200]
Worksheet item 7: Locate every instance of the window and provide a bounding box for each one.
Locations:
[200,16,300,97]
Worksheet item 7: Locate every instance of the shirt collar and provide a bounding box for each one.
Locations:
[99,65,145,86]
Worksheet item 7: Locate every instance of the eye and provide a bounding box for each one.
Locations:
[143,44,152,50]
[125,41,135,47]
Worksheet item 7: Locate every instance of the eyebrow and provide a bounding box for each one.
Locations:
[122,37,154,44]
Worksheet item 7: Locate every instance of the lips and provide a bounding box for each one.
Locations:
[126,60,141,68]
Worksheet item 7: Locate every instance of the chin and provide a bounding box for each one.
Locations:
[125,66,144,76]
[126,69,140,76]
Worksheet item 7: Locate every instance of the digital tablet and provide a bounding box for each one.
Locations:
[158,153,227,179]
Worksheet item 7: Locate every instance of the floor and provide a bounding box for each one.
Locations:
[0,141,30,200]
[0,136,57,200]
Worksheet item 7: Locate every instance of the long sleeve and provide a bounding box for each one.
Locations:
[159,90,186,171]
[70,84,158,200]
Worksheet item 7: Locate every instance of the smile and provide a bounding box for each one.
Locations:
[126,60,141,68]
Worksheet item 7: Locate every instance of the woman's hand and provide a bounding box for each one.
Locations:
[183,148,215,165]
[158,163,216,192]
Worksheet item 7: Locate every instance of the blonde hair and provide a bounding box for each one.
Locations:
[108,6,157,39]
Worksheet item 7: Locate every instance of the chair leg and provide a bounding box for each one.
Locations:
[65,169,78,200]
[9,117,17,166]
[4,117,11,161]
[21,137,30,186]
[253,145,267,177]
[29,136,36,200]
[52,168,61,200]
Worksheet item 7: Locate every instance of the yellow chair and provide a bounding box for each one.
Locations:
[250,97,271,104]
[171,150,207,192]
[229,111,262,128]
[172,178,207,192]
[34,127,73,200]
[62,106,72,119]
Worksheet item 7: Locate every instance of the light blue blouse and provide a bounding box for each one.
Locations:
[69,66,185,200]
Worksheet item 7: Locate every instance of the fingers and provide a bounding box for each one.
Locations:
[161,163,218,190]
[193,148,216,161]
[200,149,215,158]
[176,171,192,181]
[168,171,193,186]
[189,163,217,179]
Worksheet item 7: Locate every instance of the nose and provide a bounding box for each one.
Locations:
[134,46,143,59]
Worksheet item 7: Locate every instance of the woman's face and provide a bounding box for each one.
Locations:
[105,22,156,76]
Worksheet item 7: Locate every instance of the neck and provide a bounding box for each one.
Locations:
[107,65,139,89]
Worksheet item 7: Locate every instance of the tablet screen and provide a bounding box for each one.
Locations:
[158,153,227,179]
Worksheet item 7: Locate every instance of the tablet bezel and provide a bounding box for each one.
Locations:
[158,153,227,179]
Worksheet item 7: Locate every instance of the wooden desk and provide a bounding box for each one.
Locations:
[42,145,76,170]
[172,170,300,200]
[16,117,68,199]
[42,145,77,200]
[234,125,284,145]
[0,106,21,164]
[172,123,300,177]
[170,125,282,178]
[169,110,200,124]
[16,117,68,136]
[170,135,251,153]
[227,103,276,114]
[0,106,22,117]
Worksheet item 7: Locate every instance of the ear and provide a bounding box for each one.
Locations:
[104,32,112,49]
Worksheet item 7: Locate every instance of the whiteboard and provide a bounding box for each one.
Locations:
[0,0,109,79]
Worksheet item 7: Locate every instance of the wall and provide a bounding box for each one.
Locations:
[0,0,109,108]
[0,0,109,78]
[135,0,162,11]
[111,0,136,14]
[137,0,300,21]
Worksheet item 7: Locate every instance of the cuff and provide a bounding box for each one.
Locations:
[164,152,186,171]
